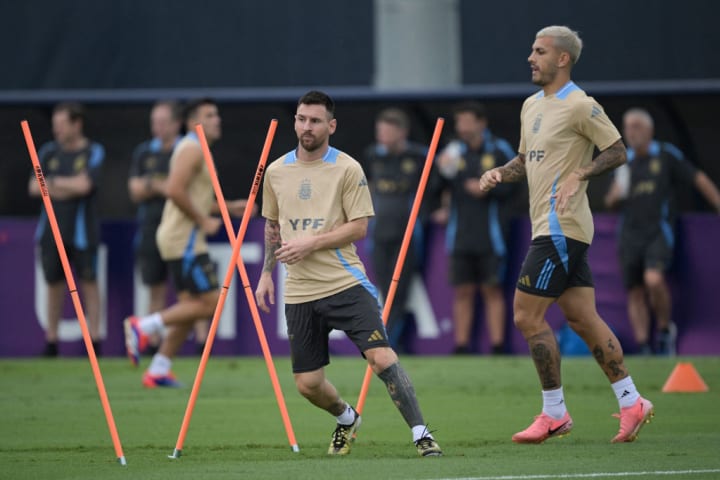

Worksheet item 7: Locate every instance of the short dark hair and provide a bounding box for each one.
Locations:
[298,90,335,118]
[376,108,410,130]
[153,100,182,121]
[453,101,487,120]
[53,102,86,124]
[184,97,217,123]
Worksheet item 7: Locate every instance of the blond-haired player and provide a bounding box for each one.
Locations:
[480,26,654,444]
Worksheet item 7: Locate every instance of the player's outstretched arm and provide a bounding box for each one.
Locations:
[694,171,720,214]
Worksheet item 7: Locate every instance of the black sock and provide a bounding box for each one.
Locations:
[377,363,425,428]
[91,341,102,357]
[42,342,58,357]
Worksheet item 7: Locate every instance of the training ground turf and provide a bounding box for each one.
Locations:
[1,355,718,480]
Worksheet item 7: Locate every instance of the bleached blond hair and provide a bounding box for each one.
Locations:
[536,26,583,64]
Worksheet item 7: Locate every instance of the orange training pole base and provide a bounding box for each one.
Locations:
[21,120,127,466]
[195,121,300,452]
[355,117,445,416]
[170,119,297,458]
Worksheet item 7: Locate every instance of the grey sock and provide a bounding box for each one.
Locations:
[377,362,425,428]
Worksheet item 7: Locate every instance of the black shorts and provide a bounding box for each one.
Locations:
[619,233,673,289]
[285,284,390,373]
[136,243,168,285]
[516,235,593,298]
[450,252,505,286]
[166,253,218,294]
[39,243,97,284]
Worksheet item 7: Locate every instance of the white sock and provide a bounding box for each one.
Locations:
[412,425,433,442]
[612,376,640,409]
[542,386,567,420]
[335,403,356,425]
[139,312,164,336]
[148,353,172,376]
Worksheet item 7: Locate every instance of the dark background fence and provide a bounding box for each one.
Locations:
[1,0,718,219]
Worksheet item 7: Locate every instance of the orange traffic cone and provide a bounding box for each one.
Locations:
[662,362,709,393]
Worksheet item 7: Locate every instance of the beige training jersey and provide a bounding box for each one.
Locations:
[519,81,621,244]
[156,132,214,260]
[262,147,376,304]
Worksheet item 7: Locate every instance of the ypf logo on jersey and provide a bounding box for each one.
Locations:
[527,150,545,162]
[288,218,325,231]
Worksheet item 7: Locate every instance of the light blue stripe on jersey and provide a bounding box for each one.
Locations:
[148,136,181,152]
[548,174,569,272]
[182,228,198,275]
[334,248,380,305]
[323,147,339,163]
[149,137,163,153]
[649,140,661,157]
[185,131,199,144]
[660,200,674,247]
[662,142,684,161]
[445,206,458,252]
[627,140,666,164]
[283,147,339,164]
[283,150,297,164]
[88,143,105,169]
[535,81,581,100]
[74,202,88,249]
[488,200,506,257]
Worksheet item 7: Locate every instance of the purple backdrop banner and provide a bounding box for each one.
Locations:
[1,214,718,357]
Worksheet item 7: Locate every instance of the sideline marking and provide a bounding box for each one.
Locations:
[433,469,720,480]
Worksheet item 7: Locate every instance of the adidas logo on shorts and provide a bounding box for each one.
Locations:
[367,330,384,342]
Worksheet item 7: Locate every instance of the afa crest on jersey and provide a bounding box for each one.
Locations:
[298,178,312,200]
[481,153,496,172]
[401,158,417,174]
[650,158,661,175]
[74,154,87,172]
[532,113,543,134]
[145,156,158,170]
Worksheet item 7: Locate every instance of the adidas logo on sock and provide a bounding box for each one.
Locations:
[620,389,630,398]
[367,330,384,342]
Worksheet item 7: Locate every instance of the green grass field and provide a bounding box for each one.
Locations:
[1,355,719,480]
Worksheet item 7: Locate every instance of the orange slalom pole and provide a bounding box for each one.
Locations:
[195,121,299,452]
[21,121,127,466]
[169,120,286,458]
[355,118,445,416]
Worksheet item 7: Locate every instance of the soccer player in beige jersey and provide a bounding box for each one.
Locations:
[255,91,441,457]
[124,98,249,387]
[480,26,654,444]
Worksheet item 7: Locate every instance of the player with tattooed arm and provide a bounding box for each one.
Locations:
[479,26,654,444]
